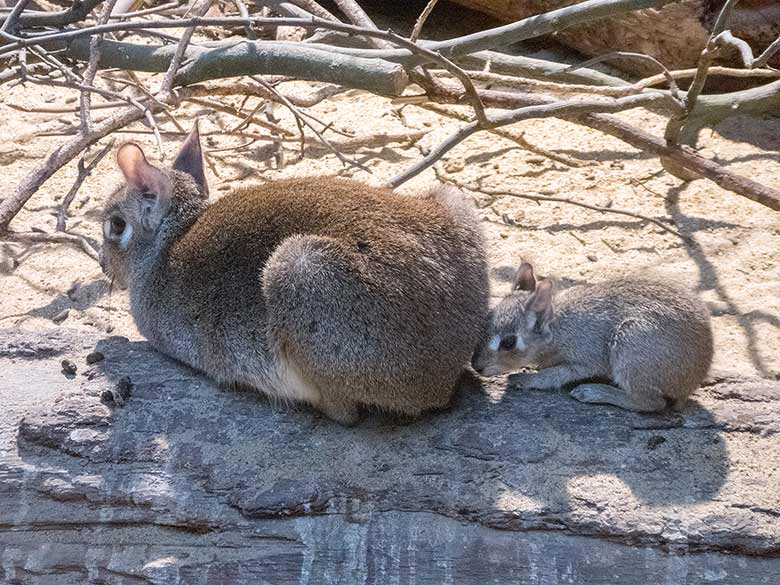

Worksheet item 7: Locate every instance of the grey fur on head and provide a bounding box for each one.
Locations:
[472,262,713,412]
[100,122,489,425]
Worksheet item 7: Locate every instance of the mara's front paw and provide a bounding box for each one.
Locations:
[508,372,544,390]
[570,384,602,404]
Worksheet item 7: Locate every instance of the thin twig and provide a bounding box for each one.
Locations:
[109,1,181,20]
[57,139,115,232]
[247,74,369,171]
[184,96,294,135]
[567,51,681,103]
[383,30,489,126]
[432,70,640,97]
[80,0,121,136]
[754,35,780,70]
[232,0,256,40]
[410,0,439,43]
[635,66,780,89]
[158,0,213,98]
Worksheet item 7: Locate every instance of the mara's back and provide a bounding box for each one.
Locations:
[165,177,483,323]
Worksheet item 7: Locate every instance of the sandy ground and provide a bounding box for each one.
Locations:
[1,5,779,381]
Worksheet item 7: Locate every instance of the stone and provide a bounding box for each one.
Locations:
[60,358,77,376]
[0,328,778,583]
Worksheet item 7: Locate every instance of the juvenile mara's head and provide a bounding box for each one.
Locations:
[100,123,209,288]
[471,262,554,376]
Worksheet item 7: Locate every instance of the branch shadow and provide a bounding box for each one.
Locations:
[708,115,780,155]
[664,185,772,376]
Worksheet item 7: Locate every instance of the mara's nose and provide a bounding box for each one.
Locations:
[470,356,484,374]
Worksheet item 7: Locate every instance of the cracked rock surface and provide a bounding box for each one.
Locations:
[1,328,779,583]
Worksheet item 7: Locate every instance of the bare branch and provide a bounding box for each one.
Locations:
[232,0,256,40]
[0,0,103,28]
[278,0,339,21]
[410,0,439,44]
[0,1,678,61]
[754,35,780,69]
[663,0,742,177]
[428,82,780,211]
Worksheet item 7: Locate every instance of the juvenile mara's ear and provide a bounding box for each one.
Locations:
[524,279,554,333]
[116,143,172,232]
[173,121,208,197]
[513,262,537,292]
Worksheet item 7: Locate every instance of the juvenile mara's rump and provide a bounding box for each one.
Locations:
[472,262,713,413]
[100,123,489,425]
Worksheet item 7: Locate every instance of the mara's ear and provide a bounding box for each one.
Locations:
[513,262,537,292]
[525,279,554,333]
[116,143,172,232]
[173,120,208,197]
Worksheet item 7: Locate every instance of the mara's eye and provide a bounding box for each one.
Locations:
[110,216,126,235]
[499,334,517,351]
[140,191,156,201]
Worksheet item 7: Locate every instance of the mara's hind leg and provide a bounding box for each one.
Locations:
[317,393,360,426]
[570,383,667,412]
[262,234,385,424]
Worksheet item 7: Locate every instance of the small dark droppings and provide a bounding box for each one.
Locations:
[52,309,70,324]
[61,359,77,376]
[646,435,666,450]
[101,377,133,407]
[117,376,133,400]
[587,254,598,262]
[86,351,105,365]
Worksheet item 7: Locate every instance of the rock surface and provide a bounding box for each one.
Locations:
[1,328,779,583]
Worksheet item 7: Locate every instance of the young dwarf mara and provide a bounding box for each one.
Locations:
[99,123,489,425]
[471,263,713,412]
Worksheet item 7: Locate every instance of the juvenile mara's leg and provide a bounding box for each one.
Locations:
[510,363,594,391]
[598,318,673,413]
[262,234,384,425]
[570,383,667,412]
